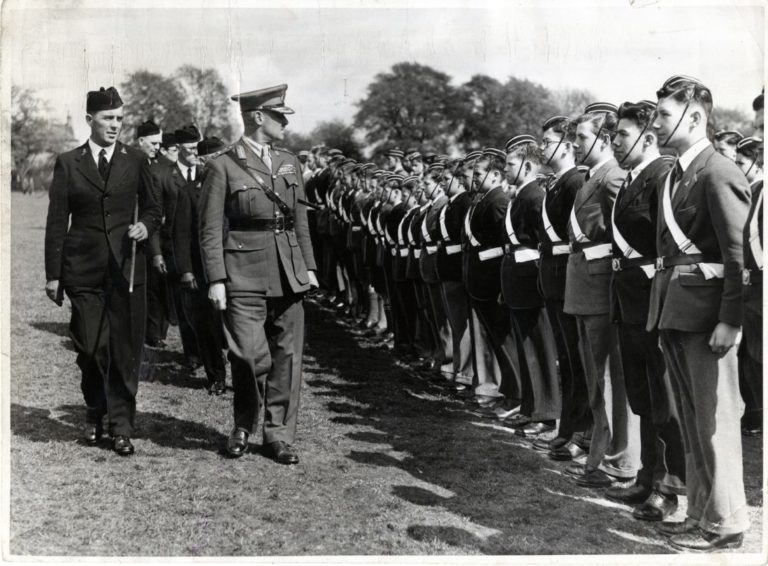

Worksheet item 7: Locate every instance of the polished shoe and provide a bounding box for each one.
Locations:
[515,421,555,437]
[668,528,744,552]
[473,395,503,408]
[83,421,103,445]
[532,436,567,452]
[494,403,522,421]
[226,427,250,458]
[655,517,698,537]
[549,441,587,461]
[605,483,651,504]
[633,491,678,522]
[208,380,226,396]
[501,412,530,426]
[112,435,134,456]
[563,463,586,478]
[185,355,203,369]
[268,441,299,465]
[575,468,632,488]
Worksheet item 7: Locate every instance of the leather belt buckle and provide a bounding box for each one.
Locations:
[274,216,285,234]
[612,258,622,272]
[742,268,751,286]
[655,257,665,271]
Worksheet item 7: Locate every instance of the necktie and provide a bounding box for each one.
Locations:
[187,166,194,183]
[98,149,109,181]
[262,146,272,171]
[626,172,633,188]
[585,170,591,182]
[669,161,683,196]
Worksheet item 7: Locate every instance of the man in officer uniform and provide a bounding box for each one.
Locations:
[45,86,161,455]
[649,75,750,551]
[199,84,317,465]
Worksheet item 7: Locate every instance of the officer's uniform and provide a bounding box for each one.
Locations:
[198,86,316,446]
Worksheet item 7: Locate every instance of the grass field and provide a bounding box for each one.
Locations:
[7,192,765,559]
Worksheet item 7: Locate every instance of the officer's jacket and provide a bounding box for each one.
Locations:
[538,167,586,301]
[198,138,316,297]
[436,191,471,282]
[501,179,546,309]
[563,158,623,316]
[609,156,672,325]
[466,186,510,301]
[45,141,161,287]
[647,144,751,332]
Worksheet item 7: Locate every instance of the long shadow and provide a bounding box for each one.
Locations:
[11,403,227,453]
[29,321,69,338]
[302,300,763,555]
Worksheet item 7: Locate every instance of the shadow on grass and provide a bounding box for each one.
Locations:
[29,321,70,337]
[11,403,227,452]
[302,300,764,555]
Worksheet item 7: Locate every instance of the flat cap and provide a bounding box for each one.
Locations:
[87,86,123,113]
[462,151,483,164]
[427,162,445,174]
[136,120,161,139]
[232,84,294,114]
[402,175,420,187]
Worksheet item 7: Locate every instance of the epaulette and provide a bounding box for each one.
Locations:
[273,146,295,156]
[207,144,235,160]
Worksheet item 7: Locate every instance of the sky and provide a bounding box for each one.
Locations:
[3,0,764,142]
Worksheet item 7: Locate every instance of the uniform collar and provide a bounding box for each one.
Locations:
[629,153,660,179]
[589,156,612,179]
[87,138,116,163]
[678,137,711,173]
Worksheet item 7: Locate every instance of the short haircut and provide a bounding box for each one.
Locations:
[574,111,618,144]
[656,78,713,117]
[509,142,543,167]
[542,117,576,142]
[617,102,655,131]
[477,153,506,175]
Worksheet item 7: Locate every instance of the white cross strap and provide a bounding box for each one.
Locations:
[504,201,520,245]
[568,204,590,243]
[611,181,655,279]
[748,187,764,270]
[541,191,564,244]
[464,207,481,247]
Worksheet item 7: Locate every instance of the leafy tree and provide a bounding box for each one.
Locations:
[311,120,363,161]
[710,107,755,137]
[119,70,194,141]
[353,62,462,152]
[173,65,233,140]
[551,88,596,119]
[282,130,313,153]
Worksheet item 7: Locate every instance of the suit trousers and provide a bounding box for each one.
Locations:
[660,330,749,535]
[145,259,169,342]
[617,323,685,494]
[169,276,200,361]
[544,298,592,442]
[575,314,639,478]
[440,282,473,383]
[471,298,522,402]
[66,269,145,437]
[511,307,561,422]
[469,304,503,398]
[223,294,305,444]
[738,310,763,431]
[394,280,418,350]
[181,287,227,385]
[412,280,435,358]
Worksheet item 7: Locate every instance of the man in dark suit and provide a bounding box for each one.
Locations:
[149,125,203,368]
[563,103,639,488]
[173,137,228,395]
[605,101,685,521]
[44,86,161,456]
[536,116,593,460]
[466,148,522,415]
[735,132,763,437]
[500,135,560,437]
[198,84,317,465]
[648,75,751,551]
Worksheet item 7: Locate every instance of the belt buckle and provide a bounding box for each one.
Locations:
[569,242,575,254]
[612,258,622,272]
[742,269,751,286]
[655,257,665,271]
[274,216,285,234]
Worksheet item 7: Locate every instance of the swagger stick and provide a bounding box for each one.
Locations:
[128,196,138,293]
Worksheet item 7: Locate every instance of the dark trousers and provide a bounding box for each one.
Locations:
[618,323,685,493]
[393,279,418,349]
[739,310,763,431]
[544,298,592,441]
[412,280,435,357]
[321,235,337,293]
[223,294,305,444]
[169,276,200,361]
[66,269,145,437]
[181,287,226,385]
[425,281,452,371]
[440,282,473,383]
[469,304,503,397]
[471,298,522,402]
[511,307,561,422]
[145,260,169,342]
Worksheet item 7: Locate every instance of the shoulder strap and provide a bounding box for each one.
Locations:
[749,189,764,270]
[227,150,293,216]
[661,172,701,255]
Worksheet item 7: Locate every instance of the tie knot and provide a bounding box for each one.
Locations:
[99,149,106,156]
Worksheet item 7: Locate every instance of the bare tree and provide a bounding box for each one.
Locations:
[173,65,233,141]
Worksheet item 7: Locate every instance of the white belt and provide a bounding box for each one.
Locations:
[445,244,462,255]
[414,249,422,259]
[390,248,397,256]
[582,243,613,261]
[399,248,409,257]
[351,226,362,232]
[551,244,570,256]
[426,245,438,255]
[512,248,540,263]
[478,247,504,261]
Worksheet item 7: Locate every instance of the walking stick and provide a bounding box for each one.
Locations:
[129,196,138,294]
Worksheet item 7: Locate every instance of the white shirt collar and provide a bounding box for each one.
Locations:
[678,137,711,173]
[629,154,660,180]
[242,136,269,157]
[88,138,116,164]
[176,160,195,181]
[589,156,612,179]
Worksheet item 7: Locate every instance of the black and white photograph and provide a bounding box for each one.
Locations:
[1,0,765,563]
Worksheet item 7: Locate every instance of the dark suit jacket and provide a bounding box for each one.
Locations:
[173,176,206,283]
[743,180,763,317]
[419,196,447,285]
[647,144,751,332]
[406,206,427,280]
[501,180,546,309]
[538,167,586,301]
[399,206,419,281]
[314,168,332,235]
[198,138,316,297]
[45,141,161,287]
[466,186,510,301]
[564,158,624,316]
[385,202,408,281]
[436,191,470,282]
[610,156,673,325]
[148,163,191,273]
